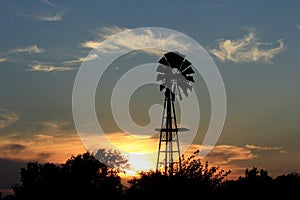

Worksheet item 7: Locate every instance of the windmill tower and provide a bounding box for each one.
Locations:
[155,51,195,175]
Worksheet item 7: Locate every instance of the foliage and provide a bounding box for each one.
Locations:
[11,150,124,200]
[6,149,300,199]
[125,150,231,199]
[95,148,130,173]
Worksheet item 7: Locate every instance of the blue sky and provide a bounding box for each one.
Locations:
[0,0,300,193]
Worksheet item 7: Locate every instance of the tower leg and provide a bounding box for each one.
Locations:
[156,89,182,175]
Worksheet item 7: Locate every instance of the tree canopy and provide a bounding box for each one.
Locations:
[2,149,299,200]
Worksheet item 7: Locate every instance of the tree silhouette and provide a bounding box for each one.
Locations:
[12,150,124,200]
[273,172,300,197]
[95,148,130,173]
[219,167,300,198]
[125,150,231,199]
[7,149,300,199]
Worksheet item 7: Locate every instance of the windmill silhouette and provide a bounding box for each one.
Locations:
[155,51,195,175]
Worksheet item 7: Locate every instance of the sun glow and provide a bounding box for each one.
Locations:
[127,153,155,172]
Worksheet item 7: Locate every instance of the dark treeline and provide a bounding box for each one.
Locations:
[1,149,299,200]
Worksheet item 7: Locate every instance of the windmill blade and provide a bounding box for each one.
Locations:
[182,66,195,76]
[157,65,172,77]
[180,59,191,71]
[161,81,172,91]
[180,85,189,97]
[158,56,169,66]
[160,84,165,91]
[185,76,195,83]
[187,84,192,91]
[179,81,193,92]
[157,51,194,101]
[156,73,165,81]
[165,52,185,69]
[156,64,167,73]
[177,80,193,97]
[176,85,183,101]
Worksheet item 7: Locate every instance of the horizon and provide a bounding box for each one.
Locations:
[1,0,300,195]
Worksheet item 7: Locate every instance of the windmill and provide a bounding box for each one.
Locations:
[155,51,195,175]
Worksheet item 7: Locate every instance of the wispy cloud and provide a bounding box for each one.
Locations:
[35,134,54,139]
[188,143,285,165]
[185,143,286,179]
[28,62,75,72]
[36,12,64,22]
[0,136,85,163]
[210,30,284,63]
[63,53,99,64]
[94,26,129,39]
[80,26,128,49]
[245,144,285,153]
[188,144,255,165]
[16,0,67,22]
[207,145,255,164]
[40,0,55,8]
[34,121,69,133]
[297,24,300,30]
[80,26,186,56]
[0,144,26,155]
[37,0,67,22]
[0,45,43,62]
[0,109,19,129]
[0,58,7,63]
[80,41,102,49]
[9,44,44,54]
[0,120,85,163]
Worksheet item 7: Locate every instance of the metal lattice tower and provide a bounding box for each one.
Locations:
[155,51,195,175]
[156,88,181,174]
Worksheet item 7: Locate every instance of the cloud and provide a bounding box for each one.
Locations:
[40,0,55,8]
[0,45,43,62]
[33,121,69,134]
[297,24,300,30]
[37,0,65,22]
[0,120,86,163]
[206,145,256,164]
[245,144,285,153]
[80,26,187,56]
[0,136,85,163]
[9,44,44,54]
[187,143,285,166]
[17,0,66,22]
[63,53,99,64]
[187,144,255,165]
[37,12,64,22]
[0,144,26,154]
[35,134,54,139]
[4,120,70,139]
[210,30,284,63]
[0,109,19,129]
[37,152,52,160]
[0,58,7,62]
[95,26,129,39]
[28,62,75,72]
[80,41,102,49]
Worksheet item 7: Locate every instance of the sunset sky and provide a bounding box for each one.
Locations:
[1,0,300,193]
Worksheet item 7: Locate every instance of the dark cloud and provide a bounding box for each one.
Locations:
[38,152,52,161]
[0,144,26,154]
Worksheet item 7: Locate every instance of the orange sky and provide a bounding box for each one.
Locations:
[0,122,287,181]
